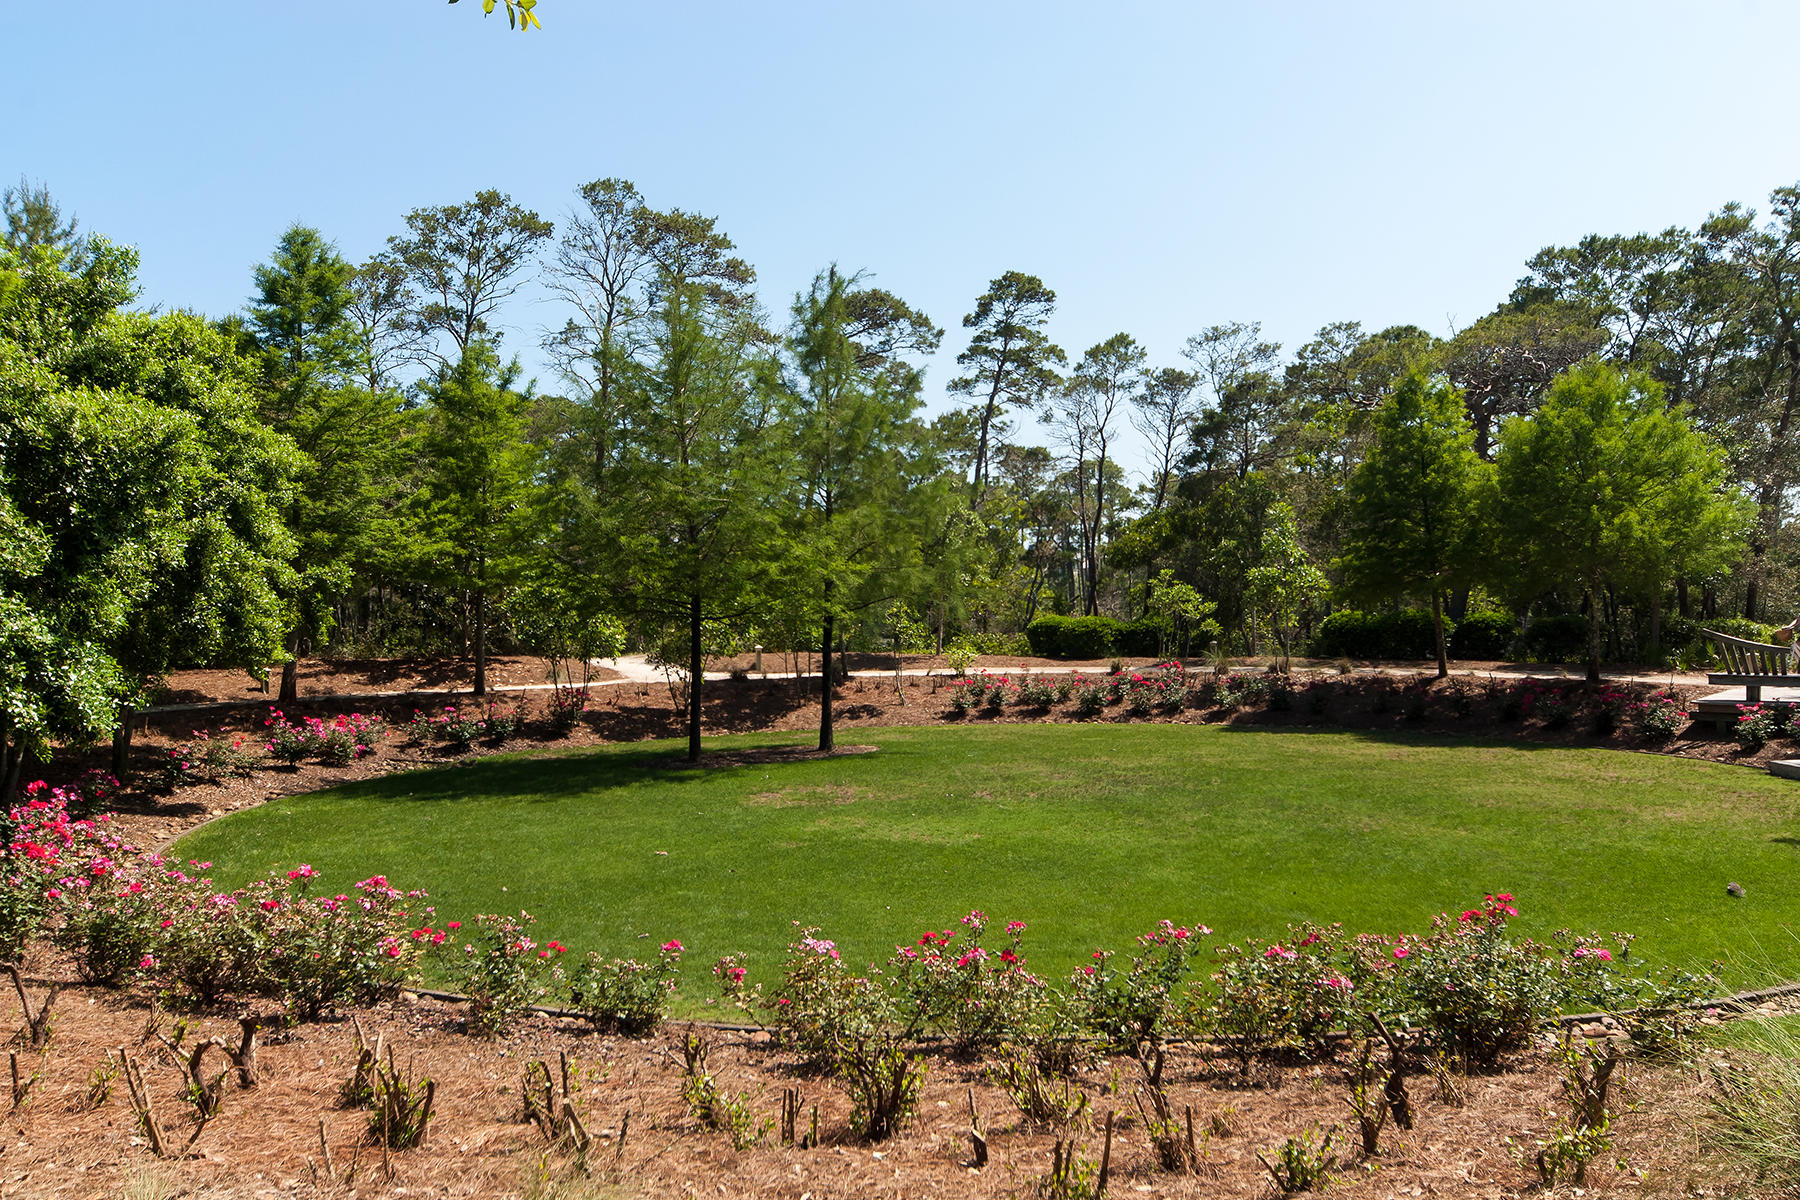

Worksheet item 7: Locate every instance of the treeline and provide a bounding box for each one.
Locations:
[0,175,1788,777]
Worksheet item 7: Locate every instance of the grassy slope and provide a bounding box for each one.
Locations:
[174,725,1800,990]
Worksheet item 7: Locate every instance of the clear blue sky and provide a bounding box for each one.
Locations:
[10,1,1799,470]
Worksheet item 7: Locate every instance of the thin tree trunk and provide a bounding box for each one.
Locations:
[279,627,300,703]
[0,731,28,807]
[473,589,488,697]
[111,707,134,781]
[819,607,835,754]
[1431,590,1448,679]
[687,593,703,763]
[1584,579,1603,684]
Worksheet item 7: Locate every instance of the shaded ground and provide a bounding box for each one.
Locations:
[154,656,623,706]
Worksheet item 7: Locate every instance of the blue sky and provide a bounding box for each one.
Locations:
[10,1,1800,471]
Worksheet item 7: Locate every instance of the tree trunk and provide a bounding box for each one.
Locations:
[473,590,488,697]
[1584,580,1603,684]
[1676,578,1691,619]
[687,593,703,763]
[0,729,28,807]
[279,627,300,704]
[111,707,134,781]
[1431,590,1448,679]
[819,607,835,754]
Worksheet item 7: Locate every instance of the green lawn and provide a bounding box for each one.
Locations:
[173,725,1800,991]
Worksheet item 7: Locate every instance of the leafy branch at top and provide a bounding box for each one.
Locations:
[449,0,540,32]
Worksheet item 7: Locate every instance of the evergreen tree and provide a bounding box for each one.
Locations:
[781,267,943,751]
[410,344,538,696]
[604,284,779,761]
[948,272,1066,502]
[1339,371,1488,676]
[246,226,405,700]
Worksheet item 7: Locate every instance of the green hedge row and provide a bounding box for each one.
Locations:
[1308,608,1516,661]
[1024,614,1163,659]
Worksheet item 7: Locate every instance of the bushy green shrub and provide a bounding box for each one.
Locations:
[1450,610,1516,659]
[1516,614,1589,663]
[1309,609,1453,660]
[565,940,683,1036]
[1026,614,1164,660]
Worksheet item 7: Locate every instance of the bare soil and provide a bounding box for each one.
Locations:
[0,969,1737,1200]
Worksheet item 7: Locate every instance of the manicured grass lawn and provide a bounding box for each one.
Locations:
[174,725,1800,994]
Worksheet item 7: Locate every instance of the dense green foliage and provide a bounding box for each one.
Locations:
[6,175,1798,789]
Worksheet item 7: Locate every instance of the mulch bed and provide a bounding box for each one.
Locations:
[0,969,1731,1199]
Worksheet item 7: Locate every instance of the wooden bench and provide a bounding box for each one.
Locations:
[1703,627,1797,702]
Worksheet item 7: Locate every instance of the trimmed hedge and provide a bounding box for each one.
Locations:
[1025,615,1163,659]
[1449,611,1515,660]
[1515,614,1588,663]
[1308,609,1453,660]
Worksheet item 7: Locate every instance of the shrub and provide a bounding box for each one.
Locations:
[1376,893,1559,1066]
[1025,616,1071,658]
[264,710,312,764]
[837,1035,927,1141]
[766,925,890,1069]
[1450,610,1516,659]
[315,713,381,765]
[961,631,1032,656]
[1024,615,1143,660]
[564,940,682,1036]
[1521,682,1578,730]
[948,675,986,714]
[885,911,1046,1054]
[1070,678,1107,718]
[436,705,485,750]
[1516,614,1589,663]
[265,870,421,1019]
[482,702,522,744]
[1068,920,1206,1049]
[1016,678,1056,708]
[1734,702,1785,750]
[430,911,567,1036]
[1310,609,1452,660]
[547,686,588,735]
[1591,689,1631,737]
[1209,926,1351,1068]
[1634,691,1688,741]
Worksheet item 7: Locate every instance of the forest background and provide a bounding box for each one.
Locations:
[4,1,1800,778]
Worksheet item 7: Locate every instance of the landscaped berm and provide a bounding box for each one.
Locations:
[4,694,1800,1200]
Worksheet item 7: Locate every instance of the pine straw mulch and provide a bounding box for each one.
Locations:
[0,966,1750,1200]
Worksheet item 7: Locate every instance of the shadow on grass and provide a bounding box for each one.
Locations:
[329,734,846,808]
[1209,721,1577,753]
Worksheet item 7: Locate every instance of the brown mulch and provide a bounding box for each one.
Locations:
[0,971,1734,1200]
[152,656,622,706]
